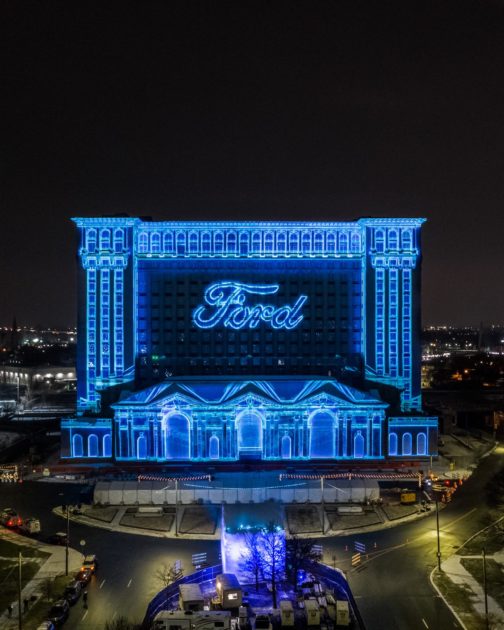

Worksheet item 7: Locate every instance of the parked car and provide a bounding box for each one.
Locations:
[64,579,82,605]
[47,599,70,626]
[48,532,68,546]
[36,622,56,630]
[75,567,92,584]
[1,508,22,527]
[81,554,98,573]
[20,517,41,535]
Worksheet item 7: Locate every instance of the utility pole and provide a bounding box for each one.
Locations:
[174,479,178,537]
[435,495,441,571]
[483,548,489,629]
[18,551,22,630]
[65,504,70,576]
[320,476,325,534]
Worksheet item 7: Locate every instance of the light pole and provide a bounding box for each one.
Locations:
[65,504,70,576]
[435,495,441,571]
[320,476,325,534]
[18,551,22,630]
[483,548,489,629]
[174,479,178,537]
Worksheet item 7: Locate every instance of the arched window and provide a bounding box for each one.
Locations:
[239,232,249,256]
[237,411,263,454]
[313,232,324,253]
[388,229,399,251]
[103,433,112,458]
[201,232,212,254]
[326,232,336,254]
[402,432,412,456]
[151,232,161,253]
[209,434,220,460]
[309,411,335,458]
[375,229,385,253]
[188,231,199,253]
[87,228,97,253]
[281,434,292,459]
[100,229,111,250]
[73,434,83,457]
[138,232,148,253]
[417,432,427,456]
[214,231,224,254]
[88,434,98,457]
[289,232,299,254]
[354,431,365,458]
[350,232,361,253]
[402,229,413,251]
[165,413,191,459]
[176,232,186,255]
[264,232,274,253]
[252,232,262,253]
[113,228,124,253]
[163,231,174,253]
[338,232,348,253]
[388,432,398,456]
[301,232,311,254]
[277,232,287,254]
[227,231,237,255]
[137,433,147,460]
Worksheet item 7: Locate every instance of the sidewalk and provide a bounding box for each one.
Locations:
[0,527,83,629]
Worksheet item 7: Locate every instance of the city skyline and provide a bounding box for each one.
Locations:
[3,2,504,327]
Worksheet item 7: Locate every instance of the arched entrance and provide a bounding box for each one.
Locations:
[236,410,264,460]
[163,412,191,460]
[309,410,336,459]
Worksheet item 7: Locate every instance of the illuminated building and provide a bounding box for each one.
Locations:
[61,217,437,462]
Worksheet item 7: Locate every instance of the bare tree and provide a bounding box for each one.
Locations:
[241,530,263,591]
[260,523,285,609]
[155,561,184,588]
[285,536,322,587]
[104,617,140,630]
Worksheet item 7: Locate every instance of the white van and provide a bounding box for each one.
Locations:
[304,599,320,627]
[279,601,294,627]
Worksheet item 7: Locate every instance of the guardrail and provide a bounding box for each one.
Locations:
[141,564,223,629]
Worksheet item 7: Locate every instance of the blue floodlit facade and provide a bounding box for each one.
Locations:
[62,217,437,462]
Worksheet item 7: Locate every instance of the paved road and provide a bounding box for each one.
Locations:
[0,482,220,627]
[2,448,502,629]
[320,449,504,630]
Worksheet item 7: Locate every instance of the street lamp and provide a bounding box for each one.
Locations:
[435,495,441,571]
[58,492,70,576]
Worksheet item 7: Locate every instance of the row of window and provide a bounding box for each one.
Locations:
[136,229,363,256]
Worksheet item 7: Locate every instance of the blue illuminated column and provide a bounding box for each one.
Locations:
[362,219,424,413]
[74,217,137,413]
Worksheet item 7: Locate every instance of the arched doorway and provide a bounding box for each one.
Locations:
[164,412,191,460]
[309,410,335,459]
[236,410,263,460]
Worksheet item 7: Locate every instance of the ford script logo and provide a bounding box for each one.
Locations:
[193,281,308,330]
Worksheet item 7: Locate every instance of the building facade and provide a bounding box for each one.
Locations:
[61,217,437,463]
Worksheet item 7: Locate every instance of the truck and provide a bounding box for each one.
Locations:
[216,574,242,609]
[279,600,294,627]
[336,600,350,627]
[152,610,231,630]
[179,583,204,612]
[304,599,320,627]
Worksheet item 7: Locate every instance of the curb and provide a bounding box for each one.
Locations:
[52,507,221,540]
[429,567,468,630]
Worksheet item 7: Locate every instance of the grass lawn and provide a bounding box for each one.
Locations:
[0,559,40,614]
[22,574,70,630]
[433,571,488,630]
[460,558,504,610]
[0,538,50,559]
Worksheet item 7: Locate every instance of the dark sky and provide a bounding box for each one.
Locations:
[2,1,504,328]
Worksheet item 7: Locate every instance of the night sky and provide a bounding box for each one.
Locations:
[3,1,504,328]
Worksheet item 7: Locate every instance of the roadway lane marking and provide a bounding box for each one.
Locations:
[443,508,477,530]
[127,578,133,588]
[82,610,88,621]
[422,619,429,628]
[99,579,106,589]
